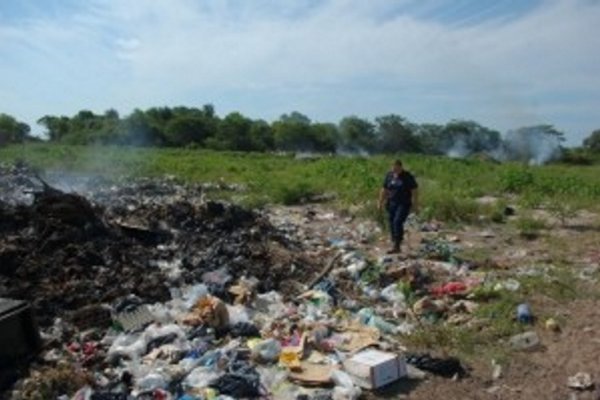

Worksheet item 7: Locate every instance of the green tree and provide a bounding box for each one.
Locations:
[583,129,600,152]
[249,120,275,151]
[273,112,313,151]
[375,114,421,153]
[209,112,253,151]
[163,115,208,146]
[310,122,338,153]
[415,123,444,154]
[37,115,71,141]
[338,116,376,152]
[440,120,502,156]
[118,109,164,146]
[0,113,31,145]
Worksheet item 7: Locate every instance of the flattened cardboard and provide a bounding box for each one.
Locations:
[288,362,334,386]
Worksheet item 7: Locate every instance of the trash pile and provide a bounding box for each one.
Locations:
[0,164,559,399]
[0,165,315,328]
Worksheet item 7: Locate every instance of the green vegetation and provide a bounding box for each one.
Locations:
[515,216,548,239]
[0,113,37,146]
[583,129,600,152]
[2,144,600,218]
[6,106,600,163]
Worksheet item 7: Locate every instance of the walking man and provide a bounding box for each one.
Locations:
[378,160,419,254]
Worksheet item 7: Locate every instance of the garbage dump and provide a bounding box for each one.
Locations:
[0,163,552,399]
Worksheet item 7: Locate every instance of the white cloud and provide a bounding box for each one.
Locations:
[0,0,599,143]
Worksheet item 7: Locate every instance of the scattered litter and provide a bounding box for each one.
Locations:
[5,166,582,399]
[491,359,503,380]
[343,349,406,389]
[516,303,534,324]
[545,318,560,332]
[115,305,155,332]
[567,372,594,390]
[509,331,541,351]
[494,279,521,292]
[405,353,466,378]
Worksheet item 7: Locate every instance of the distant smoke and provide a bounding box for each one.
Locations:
[444,126,563,165]
[502,128,563,165]
[336,147,371,158]
[445,138,469,159]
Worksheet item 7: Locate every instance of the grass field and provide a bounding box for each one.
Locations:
[1,143,600,221]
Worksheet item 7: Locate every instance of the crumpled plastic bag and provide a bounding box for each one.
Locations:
[136,372,168,391]
[183,366,222,391]
[209,361,261,397]
[251,338,282,362]
[331,370,361,400]
[380,284,406,304]
[229,322,260,338]
[108,333,148,360]
[226,305,250,326]
[181,284,209,310]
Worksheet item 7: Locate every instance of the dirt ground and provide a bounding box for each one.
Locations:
[270,204,600,400]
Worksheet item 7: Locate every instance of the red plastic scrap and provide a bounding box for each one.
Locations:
[430,282,468,297]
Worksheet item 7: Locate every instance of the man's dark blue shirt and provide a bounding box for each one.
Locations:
[383,170,418,206]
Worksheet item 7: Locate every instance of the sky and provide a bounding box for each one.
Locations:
[0,0,599,145]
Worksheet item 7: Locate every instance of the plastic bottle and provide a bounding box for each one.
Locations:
[516,303,533,324]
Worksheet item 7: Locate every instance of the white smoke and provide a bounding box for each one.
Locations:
[445,138,469,159]
[442,126,563,165]
[336,147,371,158]
[502,127,563,165]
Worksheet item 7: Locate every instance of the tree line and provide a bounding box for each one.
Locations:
[1,106,600,156]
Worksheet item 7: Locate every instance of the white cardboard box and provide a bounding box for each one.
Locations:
[343,349,407,389]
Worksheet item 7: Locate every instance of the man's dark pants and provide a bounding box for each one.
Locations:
[387,201,411,248]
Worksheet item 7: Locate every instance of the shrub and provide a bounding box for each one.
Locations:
[500,167,534,193]
[273,181,316,205]
[422,191,480,223]
[515,216,547,239]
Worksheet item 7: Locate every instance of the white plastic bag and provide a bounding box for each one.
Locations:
[182,284,209,309]
[252,338,281,362]
[332,370,361,400]
[183,366,222,390]
[380,284,406,304]
[227,304,250,325]
[108,333,148,360]
[137,372,168,391]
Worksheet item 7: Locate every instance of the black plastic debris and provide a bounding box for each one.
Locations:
[405,353,466,378]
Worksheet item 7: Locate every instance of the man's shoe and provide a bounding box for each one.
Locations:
[386,246,401,254]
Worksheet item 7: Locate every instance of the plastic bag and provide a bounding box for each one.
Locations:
[333,386,361,400]
[331,370,354,388]
[108,333,148,360]
[136,372,168,391]
[229,322,260,338]
[255,291,286,316]
[144,323,186,342]
[380,284,406,304]
[202,268,232,286]
[252,338,281,362]
[183,366,222,390]
[346,260,367,277]
[356,308,400,335]
[182,284,209,310]
[226,305,250,325]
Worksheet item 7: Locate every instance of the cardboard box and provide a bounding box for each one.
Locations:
[343,349,406,389]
